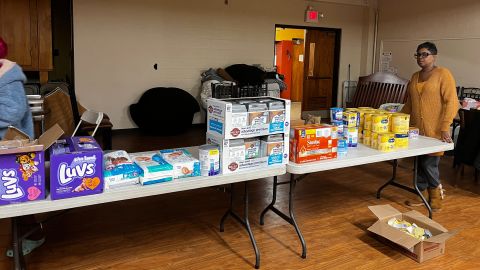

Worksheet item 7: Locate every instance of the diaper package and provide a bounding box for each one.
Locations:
[130,152,174,185]
[159,148,201,179]
[103,150,141,189]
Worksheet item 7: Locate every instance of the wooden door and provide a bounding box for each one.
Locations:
[302,30,336,111]
[0,0,38,69]
[291,39,304,102]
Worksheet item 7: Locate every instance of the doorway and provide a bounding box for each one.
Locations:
[274,25,341,113]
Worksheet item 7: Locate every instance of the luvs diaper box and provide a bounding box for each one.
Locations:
[207,97,291,139]
[50,136,104,200]
[0,125,63,205]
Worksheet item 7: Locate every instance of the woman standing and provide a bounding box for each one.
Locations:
[403,42,458,211]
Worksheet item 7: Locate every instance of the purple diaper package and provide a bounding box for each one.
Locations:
[50,136,104,200]
[0,125,63,205]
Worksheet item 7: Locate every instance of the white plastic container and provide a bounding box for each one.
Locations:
[198,144,220,176]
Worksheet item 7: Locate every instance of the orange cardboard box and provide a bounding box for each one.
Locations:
[289,125,337,163]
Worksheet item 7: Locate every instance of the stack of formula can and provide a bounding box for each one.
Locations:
[364,110,412,152]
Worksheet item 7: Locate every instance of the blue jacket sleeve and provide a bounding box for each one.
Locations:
[0,81,28,128]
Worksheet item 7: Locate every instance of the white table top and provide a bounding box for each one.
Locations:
[0,147,286,219]
[287,136,454,175]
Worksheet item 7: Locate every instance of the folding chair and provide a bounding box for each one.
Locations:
[72,110,104,137]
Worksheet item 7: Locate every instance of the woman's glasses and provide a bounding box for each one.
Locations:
[414,52,435,59]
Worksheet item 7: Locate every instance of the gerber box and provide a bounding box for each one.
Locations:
[50,136,104,200]
[289,124,338,164]
[368,204,456,263]
[0,125,63,205]
[207,97,291,139]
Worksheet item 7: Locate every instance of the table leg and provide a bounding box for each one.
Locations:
[12,217,26,270]
[259,175,307,259]
[219,183,260,269]
[376,158,432,219]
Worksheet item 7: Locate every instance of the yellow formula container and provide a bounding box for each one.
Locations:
[358,107,374,110]
[343,111,360,127]
[395,133,409,149]
[363,112,375,130]
[378,133,395,152]
[358,109,374,128]
[372,114,389,133]
[358,126,364,143]
[363,129,371,146]
[392,113,410,134]
[385,112,396,132]
[371,131,379,149]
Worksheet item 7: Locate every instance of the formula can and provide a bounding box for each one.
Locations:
[363,112,376,130]
[343,127,358,147]
[363,129,371,146]
[337,139,348,158]
[378,133,395,152]
[343,111,360,127]
[330,107,343,122]
[199,144,220,176]
[385,112,396,132]
[358,126,364,143]
[408,127,420,139]
[331,120,344,138]
[392,113,410,134]
[371,131,379,149]
[372,114,389,133]
[395,133,409,149]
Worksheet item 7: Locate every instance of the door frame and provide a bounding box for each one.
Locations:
[274,24,341,107]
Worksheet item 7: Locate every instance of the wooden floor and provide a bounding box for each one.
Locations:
[1,126,479,269]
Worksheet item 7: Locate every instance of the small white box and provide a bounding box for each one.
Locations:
[206,132,289,174]
[207,97,291,139]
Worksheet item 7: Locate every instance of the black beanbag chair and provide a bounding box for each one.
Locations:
[225,64,266,87]
[130,87,200,135]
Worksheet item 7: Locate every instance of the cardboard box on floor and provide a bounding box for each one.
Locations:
[368,204,456,263]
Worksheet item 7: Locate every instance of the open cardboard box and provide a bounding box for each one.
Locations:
[368,204,456,263]
[0,125,64,205]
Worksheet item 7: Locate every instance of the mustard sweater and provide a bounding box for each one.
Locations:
[402,67,459,154]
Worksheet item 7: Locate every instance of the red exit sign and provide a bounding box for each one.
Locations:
[305,8,319,23]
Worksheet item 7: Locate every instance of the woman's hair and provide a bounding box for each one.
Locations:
[0,37,7,59]
[417,42,437,55]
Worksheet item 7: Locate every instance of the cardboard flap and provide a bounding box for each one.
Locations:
[2,126,30,141]
[404,210,448,233]
[368,204,402,220]
[38,124,64,150]
[424,230,458,244]
[368,220,421,249]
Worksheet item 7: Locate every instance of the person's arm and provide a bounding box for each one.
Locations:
[0,81,28,128]
[401,83,412,115]
[439,69,459,142]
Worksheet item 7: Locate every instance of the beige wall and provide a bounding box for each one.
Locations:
[74,0,372,129]
[377,0,480,85]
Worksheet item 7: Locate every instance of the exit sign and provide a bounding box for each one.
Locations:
[305,8,319,23]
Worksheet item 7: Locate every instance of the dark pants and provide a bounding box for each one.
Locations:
[417,155,441,191]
